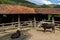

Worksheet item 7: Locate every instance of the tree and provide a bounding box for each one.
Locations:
[0,0,41,8]
[54,5,60,8]
[40,4,50,8]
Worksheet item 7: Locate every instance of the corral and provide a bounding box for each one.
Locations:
[0,4,60,40]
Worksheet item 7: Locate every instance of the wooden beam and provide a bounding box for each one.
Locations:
[33,16,36,28]
[2,23,5,31]
[12,15,14,27]
[18,15,20,30]
[52,16,55,25]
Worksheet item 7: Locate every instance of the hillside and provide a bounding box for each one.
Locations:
[0,0,41,8]
[54,5,60,8]
[0,0,59,8]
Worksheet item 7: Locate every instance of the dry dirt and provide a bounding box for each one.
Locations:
[0,28,60,40]
[24,28,60,40]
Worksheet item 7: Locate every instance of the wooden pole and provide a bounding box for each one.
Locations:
[2,23,4,31]
[12,15,14,27]
[18,15,20,30]
[52,16,55,25]
[30,21,32,27]
[34,16,36,28]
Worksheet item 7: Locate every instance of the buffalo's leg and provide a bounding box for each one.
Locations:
[52,27,55,33]
[44,28,46,32]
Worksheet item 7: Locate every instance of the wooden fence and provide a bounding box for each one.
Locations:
[0,20,59,32]
[0,22,18,32]
[0,21,33,32]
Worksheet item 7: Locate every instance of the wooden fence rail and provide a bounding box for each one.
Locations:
[0,20,59,32]
[0,21,33,32]
[0,22,18,32]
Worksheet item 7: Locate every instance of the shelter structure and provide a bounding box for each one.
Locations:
[0,4,60,29]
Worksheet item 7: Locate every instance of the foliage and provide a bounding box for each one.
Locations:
[50,4,60,8]
[0,0,51,8]
[40,4,50,8]
[0,0,59,8]
[0,0,39,7]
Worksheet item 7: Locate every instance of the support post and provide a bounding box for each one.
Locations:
[12,15,14,27]
[18,15,20,30]
[2,23,5,31]
[52,16,55,25]
[52,15,55,32]
[30,21,32,27]
[34,16,36,28]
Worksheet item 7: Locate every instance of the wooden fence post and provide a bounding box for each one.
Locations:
[2,23,5,31]
[52,16,55,25]
[12,15,14,28]
[18,15,20,30]
[34,16,36,28]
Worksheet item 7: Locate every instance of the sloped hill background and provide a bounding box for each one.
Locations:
[0,0,59,8]
[0,0,41,8]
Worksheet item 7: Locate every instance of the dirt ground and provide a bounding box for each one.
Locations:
[0,28,60,40]
[23,28,60,40]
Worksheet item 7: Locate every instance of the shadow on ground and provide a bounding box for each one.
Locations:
[36,29,52,32]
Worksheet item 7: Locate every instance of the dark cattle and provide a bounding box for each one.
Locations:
[42,23,55,32]
[11,30,21,39]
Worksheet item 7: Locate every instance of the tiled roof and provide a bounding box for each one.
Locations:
[35,8,60,14]
[0,4,60,14]
[0,4,35,14]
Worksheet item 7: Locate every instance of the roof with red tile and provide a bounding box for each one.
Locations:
[0,4,60,14]
[35,8,60,14]
[0,4,35,14]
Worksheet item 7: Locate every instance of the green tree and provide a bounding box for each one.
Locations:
[40,4,50,8]
[0,0,41,8]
